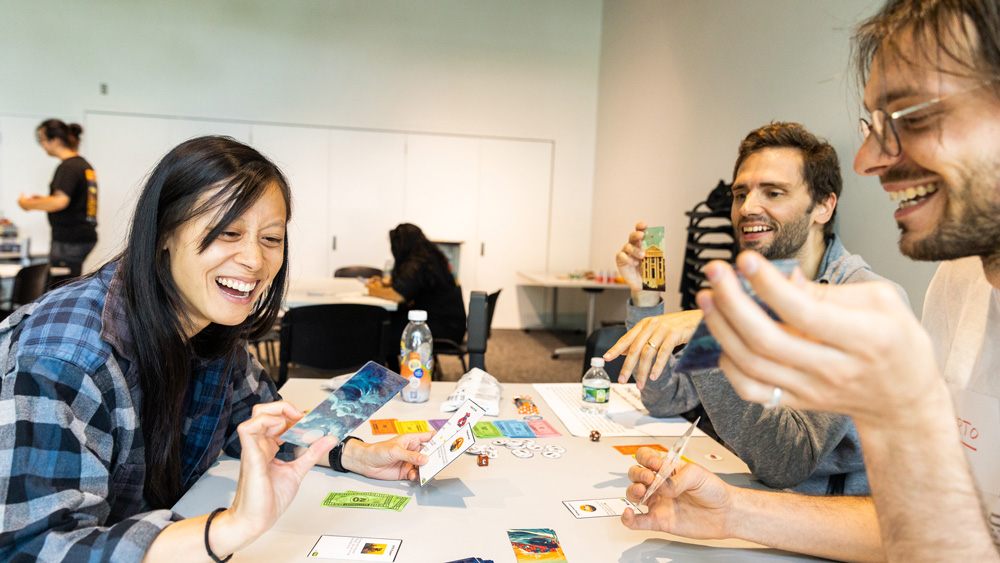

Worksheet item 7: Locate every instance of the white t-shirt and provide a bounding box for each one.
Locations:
[922,257,1000,545]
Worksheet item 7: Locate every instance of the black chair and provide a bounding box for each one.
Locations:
[333,266,383,279]
[436,289,501,375]
[581,325,629,381]
[0,263,50,320]
[277,304,391,387]
[679,180,737,310]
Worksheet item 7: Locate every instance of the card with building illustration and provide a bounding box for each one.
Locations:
[641,226,666,291]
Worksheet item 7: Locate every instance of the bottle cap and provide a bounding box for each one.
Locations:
[590,357,605,367]
[408,310,428,322]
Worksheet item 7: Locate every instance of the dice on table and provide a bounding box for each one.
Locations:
[589,430,601,442]
[477,453,489,466]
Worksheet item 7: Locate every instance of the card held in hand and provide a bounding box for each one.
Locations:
[641,226,667,291]
[675,259,798,374]
[281,361,409,447]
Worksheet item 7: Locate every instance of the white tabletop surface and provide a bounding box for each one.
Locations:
[286,277,398,310]
[518,271,630,291]
[172,379,822,562]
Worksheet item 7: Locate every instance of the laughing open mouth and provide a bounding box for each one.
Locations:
[891,183,939,209]
[216,276,257,298]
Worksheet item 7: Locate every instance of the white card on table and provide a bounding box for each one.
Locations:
[562,497,641,518]
[308,535,401,561]
[418,398,486,486]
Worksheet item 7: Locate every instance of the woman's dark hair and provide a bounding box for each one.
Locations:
[389,223,453,286]
[37,119,83,151]
[119,135,291,508]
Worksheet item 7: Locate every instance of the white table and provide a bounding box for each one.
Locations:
[172,380,822,562]
[517,272,630,357]
[286,277,398,311]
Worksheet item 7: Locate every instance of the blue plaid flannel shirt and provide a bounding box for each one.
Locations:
[0,262,290,560]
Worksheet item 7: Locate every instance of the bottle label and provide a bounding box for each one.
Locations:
[400,351,432,401]
[582,385,609,404]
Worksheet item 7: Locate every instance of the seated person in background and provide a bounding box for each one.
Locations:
[605,122,907,495]
[0,136,430,561]
[367,223,467,346]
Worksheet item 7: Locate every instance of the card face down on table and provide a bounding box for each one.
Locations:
[281,361,409,447]
[675,259,798,374]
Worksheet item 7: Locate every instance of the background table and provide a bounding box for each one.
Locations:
[517,272,630,357]
[286,277,398,310]
[172,379,822,562]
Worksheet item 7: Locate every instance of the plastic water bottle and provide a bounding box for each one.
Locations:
[399,310,433,403]
[383,257,394,285]
[581,357,611,415]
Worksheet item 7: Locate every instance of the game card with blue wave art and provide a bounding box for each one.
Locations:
[506,529,568,562]
[281,361,409,447]
[675,259,798,374]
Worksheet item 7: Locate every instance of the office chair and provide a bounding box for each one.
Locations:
[333,266,383,279]
[436,289,501,375]
[0,263,50,321]
[277,303,391,387]
[679,180,737,310]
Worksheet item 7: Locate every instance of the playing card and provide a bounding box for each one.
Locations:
[640,226,666,291]
[394,420,430,433]
[675,259,798,373]
[308,535,402,561]
[369,419,398,435]
[493,420,536,438]
[472,421,502,438]
[526,419,561,437]
[418,399,486,485]
[562,497,641,518]
[281,362,408,447]
[506,529,568,562]
[612,444,668,455]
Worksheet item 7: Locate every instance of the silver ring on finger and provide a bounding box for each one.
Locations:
[765,386,783,408]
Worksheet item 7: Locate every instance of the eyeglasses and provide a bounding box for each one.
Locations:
[859,85,984,157]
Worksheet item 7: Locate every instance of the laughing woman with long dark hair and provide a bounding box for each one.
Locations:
[0,136,429,561]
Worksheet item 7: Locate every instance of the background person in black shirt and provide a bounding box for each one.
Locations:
[367,223,466,366]
[20,118,98,280]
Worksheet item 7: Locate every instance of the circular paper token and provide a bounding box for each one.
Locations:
[543,445,566,454]
[506,439,525,448]
[523,415,542,421]
[485,449,498,459]
[493,438,509,446]
[527,444,543,451]
[466,445,484,455]
[542,450,562,459]
[705,453,723,461]
[522,439,536,446]
[510,448,533,458]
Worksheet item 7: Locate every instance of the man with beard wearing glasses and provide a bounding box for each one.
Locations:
[606,122,906,496]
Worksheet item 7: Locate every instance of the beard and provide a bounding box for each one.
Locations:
[737,213,812,260]
[899,159,1000,261]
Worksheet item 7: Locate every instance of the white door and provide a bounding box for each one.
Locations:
[250,124,330,280]
[328,129,406,275]
[403,134,480,294]
[476,139,552,328]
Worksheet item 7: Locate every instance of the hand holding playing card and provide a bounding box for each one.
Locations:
[615,222,649,293]
[621,447,733,540]
[226,401,338,551]
[342,432,434,481]
[698,251,941,426]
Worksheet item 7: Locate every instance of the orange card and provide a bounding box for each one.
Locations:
[613,444,669,455]
[369,419,399,434]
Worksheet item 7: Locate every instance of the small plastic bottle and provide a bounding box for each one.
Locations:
[399,310,433,403]
[581,357,611,415]
[382,257,395,285]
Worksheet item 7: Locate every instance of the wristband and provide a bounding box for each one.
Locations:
[329,436,363,473]
[204,507,233,563]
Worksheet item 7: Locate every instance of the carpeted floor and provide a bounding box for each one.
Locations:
[265,328,591,385]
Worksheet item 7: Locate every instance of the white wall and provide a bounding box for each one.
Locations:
[0,0,602,325]
[591,0,939,319]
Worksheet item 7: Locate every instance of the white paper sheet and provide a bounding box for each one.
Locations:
[533,383,705,438]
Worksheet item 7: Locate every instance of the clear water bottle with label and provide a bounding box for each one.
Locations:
[400,310,433,403]
[581,357,611,415]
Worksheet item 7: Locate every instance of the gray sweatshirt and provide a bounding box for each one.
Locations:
[630,235,909,495]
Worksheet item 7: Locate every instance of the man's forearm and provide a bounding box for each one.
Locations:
[729,487,884,562]
[857,381,998,562]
